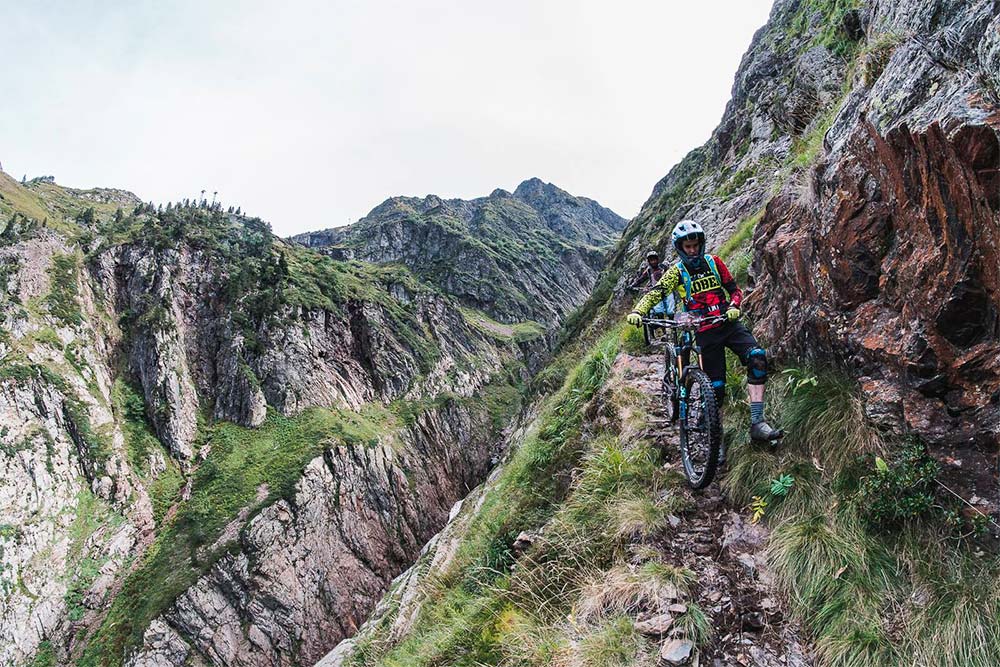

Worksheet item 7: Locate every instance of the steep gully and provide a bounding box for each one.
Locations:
[105,233,574,665]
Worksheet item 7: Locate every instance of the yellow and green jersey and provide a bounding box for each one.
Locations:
[632,255,743,329]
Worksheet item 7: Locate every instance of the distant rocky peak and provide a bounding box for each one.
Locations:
[512,176,563,199]
[510,177,628,244]
[367,193,456,220]
[512,179,579,211]
[366,196,421,219]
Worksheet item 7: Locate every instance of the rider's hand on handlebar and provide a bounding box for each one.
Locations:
[726,307,741,321]
[626,312,642,327]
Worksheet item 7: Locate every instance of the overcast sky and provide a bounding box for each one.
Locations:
[2,1,774,236]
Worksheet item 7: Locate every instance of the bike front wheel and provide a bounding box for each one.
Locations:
[678,367,722,489]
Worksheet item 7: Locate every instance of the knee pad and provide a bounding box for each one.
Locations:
[747,348,768,385]
[712,379,726,406]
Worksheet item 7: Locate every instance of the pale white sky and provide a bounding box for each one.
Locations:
[1,1,774,236]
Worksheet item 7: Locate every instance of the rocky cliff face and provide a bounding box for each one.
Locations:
[127,401,505,667]
[0,225,154,665]
[0,175,617,666]
[748,0,1000,460]
[292,179,626,326]
[589,0,998,478]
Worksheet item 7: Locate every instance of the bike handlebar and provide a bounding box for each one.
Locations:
[640,314,728,329]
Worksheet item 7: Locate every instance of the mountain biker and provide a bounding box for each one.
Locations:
[625,220,782,444]
[630,250,675,318]
[630,250,664,290]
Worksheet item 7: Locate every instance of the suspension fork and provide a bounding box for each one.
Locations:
[680,331,699,373]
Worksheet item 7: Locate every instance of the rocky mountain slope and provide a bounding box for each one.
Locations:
[291,179,626,326]
[322,1,1000,666]
[0,173,621,666]
[4,0,999,664]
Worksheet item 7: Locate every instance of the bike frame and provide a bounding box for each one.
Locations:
[641,313,726,420]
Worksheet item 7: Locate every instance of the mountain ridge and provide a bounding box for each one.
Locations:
[293,177,626,249]
[291,178,627,326]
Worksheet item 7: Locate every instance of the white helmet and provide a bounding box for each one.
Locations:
[671,220,706,269]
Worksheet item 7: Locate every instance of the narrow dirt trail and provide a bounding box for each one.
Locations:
[621,353,813,667]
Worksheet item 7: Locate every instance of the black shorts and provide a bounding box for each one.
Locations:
[695,321,759,384]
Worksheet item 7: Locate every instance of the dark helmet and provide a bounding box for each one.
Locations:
[671,220,706,270]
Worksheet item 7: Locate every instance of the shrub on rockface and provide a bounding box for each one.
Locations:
[853,443,940,526]
[45,253,83,327]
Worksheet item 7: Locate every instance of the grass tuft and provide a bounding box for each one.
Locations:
[575,563,681,623]
[676,603,713,648]
[609,495,670,541]
[578,615,658,667]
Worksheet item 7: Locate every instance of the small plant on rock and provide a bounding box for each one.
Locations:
[749,496,769,524]
[770,474,795,497]
[853,442,939,527]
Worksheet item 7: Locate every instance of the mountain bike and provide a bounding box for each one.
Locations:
[642,312,726,489]
[627,286,671,346]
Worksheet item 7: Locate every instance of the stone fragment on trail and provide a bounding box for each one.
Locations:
[512,531,536,556]
[660,638,695,665]
[741,611,766,632]
[635,613,675,636]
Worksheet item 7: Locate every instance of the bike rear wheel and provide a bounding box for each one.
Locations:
[678,367,722,489]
